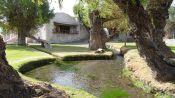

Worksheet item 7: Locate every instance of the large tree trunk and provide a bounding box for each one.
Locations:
[18,29,26,46]
[148,2,175,58]
[0,35,31,98]
[0,35,69,98]
[18,27,51,48]
[89,10,106,50]
[114,0,175,81]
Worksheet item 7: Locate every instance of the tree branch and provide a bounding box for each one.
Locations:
[102,17,120,23]
[147,0,173,29]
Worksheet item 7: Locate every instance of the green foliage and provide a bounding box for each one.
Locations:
[0,0,54,33]
[73,0,129,32]
[73,1,90,27]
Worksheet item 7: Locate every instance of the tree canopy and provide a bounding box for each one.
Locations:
[0,0,54,33]
[73,0,129,32]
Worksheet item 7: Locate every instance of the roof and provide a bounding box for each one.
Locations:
[53,13,78,26]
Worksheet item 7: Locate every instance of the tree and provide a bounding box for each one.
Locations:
[73,1,90,32]
[0,35,32,98]
[0,0,69,97]
[113,0,175,81]
[74,0,128,50]
[0,0,54,46]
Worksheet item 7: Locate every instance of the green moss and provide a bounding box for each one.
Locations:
[55,60,79,71]
[87,74,97,80]
[19,58,56,74]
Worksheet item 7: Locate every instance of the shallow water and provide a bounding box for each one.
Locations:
[25,56,153,98]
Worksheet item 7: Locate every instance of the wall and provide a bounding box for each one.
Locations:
[41,20,89,43]
[117,33,134,42]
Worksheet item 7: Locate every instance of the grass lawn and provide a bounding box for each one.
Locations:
[6,45,54,70]
[107,42,136,49]
[6,45,96,98]
[108,42,175,52]
[30,44,113,60]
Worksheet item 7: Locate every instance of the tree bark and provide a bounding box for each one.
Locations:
[17,27,51,48]
[148,0,175,58]
[89,10,106,50]
[0,35,69,98]
[18,29,26,46]
[114,0,175,81]
[0,35,32,98]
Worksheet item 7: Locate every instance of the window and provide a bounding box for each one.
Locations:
[53,22,71,34]
[60,25,70,34]
[53,22,78,34]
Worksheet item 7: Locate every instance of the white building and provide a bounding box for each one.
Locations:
[37,12,89,43]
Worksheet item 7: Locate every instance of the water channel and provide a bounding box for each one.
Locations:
[25,56,153,98]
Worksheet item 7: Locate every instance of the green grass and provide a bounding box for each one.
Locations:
[108,42,175,52]
[100,88,129,98]
[30,44,113,61]
[6,45,54,70]
[6,45,96,98]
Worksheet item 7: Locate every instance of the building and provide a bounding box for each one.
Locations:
[37,12,89,43]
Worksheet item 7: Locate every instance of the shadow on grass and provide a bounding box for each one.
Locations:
[7,45,38,52]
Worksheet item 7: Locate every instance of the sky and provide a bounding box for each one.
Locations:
[172,0,175,6]
[49,0,78,16]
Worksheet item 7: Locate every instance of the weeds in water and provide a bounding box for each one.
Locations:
[87,74,97,80]
[100,88,129,98]
[55,61,79,71]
